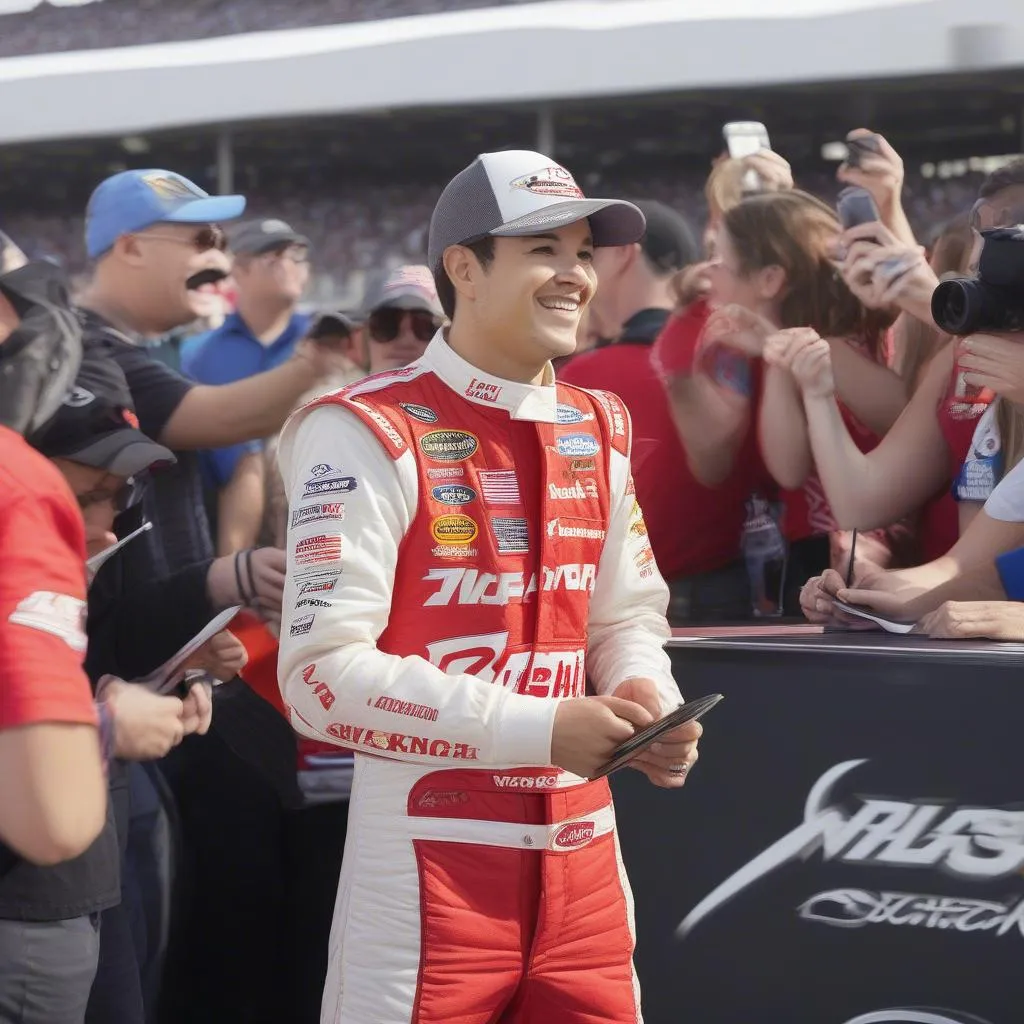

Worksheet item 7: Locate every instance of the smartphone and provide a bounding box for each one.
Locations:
[837,187,881,230]
[592,693,724,778]
[845,132,883,169]
[723,121,771,159]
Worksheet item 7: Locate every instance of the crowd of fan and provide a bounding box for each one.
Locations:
[4,167,987,302]
[0,0,542,57]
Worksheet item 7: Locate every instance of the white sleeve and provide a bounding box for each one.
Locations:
[985,451,1024,524]
[586,444,681,714]
[276,404,557,767]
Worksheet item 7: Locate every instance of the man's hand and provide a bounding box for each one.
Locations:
[837,130,904,214]
[800,568,887,628]
[743,150,794,193]
[916,600,1024,640]
[181,678,214,737]
[249,548,287,630]
[959,334,1024,405]
[186,629,247,682]
[612,678,700,789]
[551,695,653,780]
[764,328,834,397]
[100,678,185,761]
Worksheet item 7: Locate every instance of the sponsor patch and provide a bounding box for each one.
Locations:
[301,663,335,711]
[296,573,339,596]
[290,614,315,637]
[555,433,600,458]
[546,518,606,541]
[399,402,438,424]
[548,479,598,501]
[555,403,591,425]
[8,591,87,652]
[465,377,502,403]
[295,534,342,566]
[419,429,479,462]
[415,790,470,810]
[296,597,332,609]
[324,723,479,760]
[431,484,477,506]
[478,470,522,506]
[422,565,596,607]
[432,545,479,559]
[491,517,529,554]
[353,401,405,451]
[427,466,464,480]
[302,465,357,499]
[291,502,345,528]
[373,696,439,722]
[566,457,596,475]
[552,821,596,851]
[509,165,584,199]
[431,514,479,545]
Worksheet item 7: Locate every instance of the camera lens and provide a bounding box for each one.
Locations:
[931,278,974,335]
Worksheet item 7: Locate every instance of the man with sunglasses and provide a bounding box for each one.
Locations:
[277,151,700,1023]
[363,264,445,373]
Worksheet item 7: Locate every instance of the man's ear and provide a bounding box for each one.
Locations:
[111,234,146,269]
[757,263,788,302]
[442,245,479,308]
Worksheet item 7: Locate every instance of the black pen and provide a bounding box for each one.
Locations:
[845,528,858,587]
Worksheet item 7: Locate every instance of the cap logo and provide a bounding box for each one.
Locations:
[63,387,95,408]
[141,173,206,202]
[510,166,584,199]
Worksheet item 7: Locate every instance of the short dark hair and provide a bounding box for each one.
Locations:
[978,158,1024,199]
[434,236,495,319]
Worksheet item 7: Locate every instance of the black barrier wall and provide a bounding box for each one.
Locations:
[612,632,1024,1024]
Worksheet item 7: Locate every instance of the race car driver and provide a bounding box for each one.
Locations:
[277,150,702,1024]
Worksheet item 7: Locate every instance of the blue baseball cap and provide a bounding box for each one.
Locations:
[85,169,246,259]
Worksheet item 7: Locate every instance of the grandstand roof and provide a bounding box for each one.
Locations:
[0,0,1022,145]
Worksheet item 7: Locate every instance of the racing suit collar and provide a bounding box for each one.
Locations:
[424,332,559,423]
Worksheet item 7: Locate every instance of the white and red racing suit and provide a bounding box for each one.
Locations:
[277,335,681,1024]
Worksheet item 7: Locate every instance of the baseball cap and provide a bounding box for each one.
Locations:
[229,218,309,256]
[37,344,175,477]
[631,200,700,273]
[363,265,444,319]
[86,169,246,260]
[427,150,646,277]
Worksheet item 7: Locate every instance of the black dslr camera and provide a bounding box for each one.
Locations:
[932,226,1024,334]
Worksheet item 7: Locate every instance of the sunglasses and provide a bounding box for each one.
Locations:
[141,225,228,253]
[367,308,437,344]
[77,474,147,514]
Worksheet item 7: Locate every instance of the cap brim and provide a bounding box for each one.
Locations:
[244,233,311,255]
[71,429,177,477]
[372,292,444,318]
[490,198,646,248]
[163,195,247,226]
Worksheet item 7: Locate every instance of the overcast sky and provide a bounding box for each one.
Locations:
[0,0,92,11]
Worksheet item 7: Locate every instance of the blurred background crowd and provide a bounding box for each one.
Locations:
[5,0,1024,1022]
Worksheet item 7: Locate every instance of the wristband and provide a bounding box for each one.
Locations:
[234,550,254,606]
[244,548,256,604]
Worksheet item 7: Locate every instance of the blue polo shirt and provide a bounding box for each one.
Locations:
[181,311,309,487]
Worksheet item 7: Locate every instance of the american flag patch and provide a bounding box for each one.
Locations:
[491,517,529,554]
[478,470,521,506]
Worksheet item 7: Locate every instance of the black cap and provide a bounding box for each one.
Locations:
[229,218,309,256]
[37,344,175,477]
[629,200,699,273]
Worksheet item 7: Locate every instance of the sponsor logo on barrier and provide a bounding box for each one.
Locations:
[552,821,595,850]
[555,433,600,458]
[431,484,477,506]
[799,889,1024,940]
[400,402,438,424]
[676,759,1024,939]
[419,429,478,462]
[431,515,478,545]
[422,565,596,607]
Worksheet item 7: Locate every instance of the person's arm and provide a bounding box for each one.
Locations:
[799,344,954,530]
[828,336,909,436]
[758,362,813,490]
[275,405,559,766]
[160,344,331,451]
[0,489,106,864]
[586,429,679,714]
[217,449,266,556]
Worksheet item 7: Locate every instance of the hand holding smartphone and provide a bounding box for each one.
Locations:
[723,121,771,194]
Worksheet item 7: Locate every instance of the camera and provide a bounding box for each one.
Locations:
[931,226,1024,335]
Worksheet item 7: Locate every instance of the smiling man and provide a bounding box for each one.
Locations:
[277,151,701,1023]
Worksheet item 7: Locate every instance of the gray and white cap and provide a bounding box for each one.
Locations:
[427,150,646,276]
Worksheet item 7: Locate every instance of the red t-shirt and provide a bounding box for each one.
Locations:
[0,426,97,730]
[560,304,768,579]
